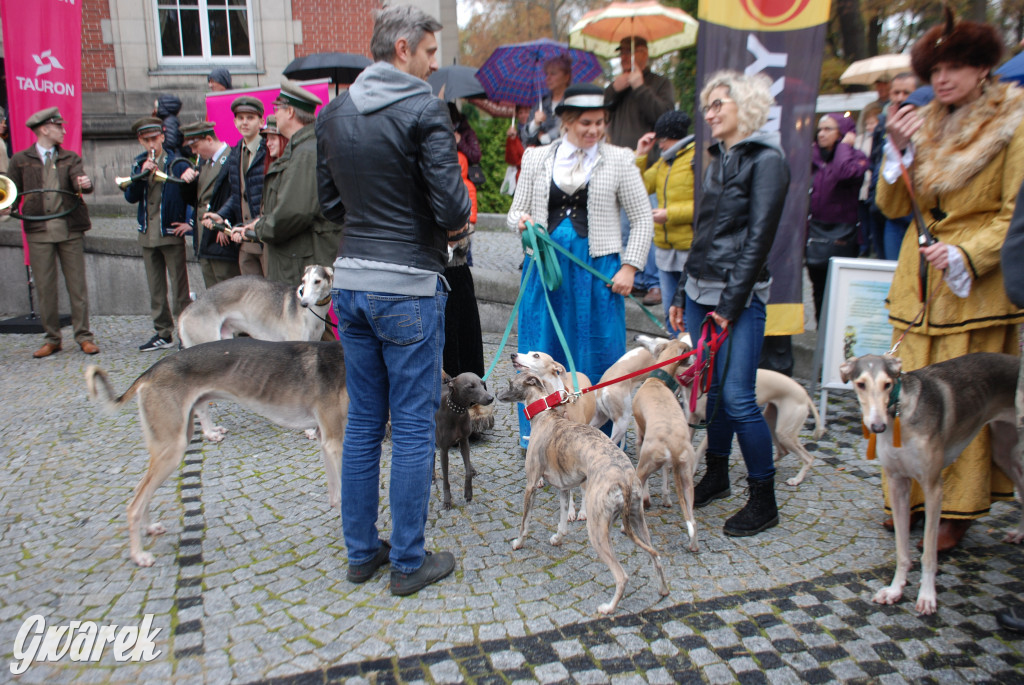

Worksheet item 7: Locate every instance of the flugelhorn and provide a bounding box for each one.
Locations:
[0,175,17,211]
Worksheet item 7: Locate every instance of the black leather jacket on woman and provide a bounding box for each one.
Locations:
[673,131,790,322]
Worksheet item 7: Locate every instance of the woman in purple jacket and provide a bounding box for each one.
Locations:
[805,112,868,322]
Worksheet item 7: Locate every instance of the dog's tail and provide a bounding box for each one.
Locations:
[808,396,826,439]
[620,478,662,558]
[85,366,142,414]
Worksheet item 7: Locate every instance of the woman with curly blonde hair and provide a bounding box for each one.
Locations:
[667,70,790,537]
[877,9,1024,550]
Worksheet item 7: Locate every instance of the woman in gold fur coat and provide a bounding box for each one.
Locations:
[875,8,1024,550]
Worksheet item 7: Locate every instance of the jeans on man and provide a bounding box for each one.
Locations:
[332,285,447,574]
[620,199,659,292]
[684,295,774,480]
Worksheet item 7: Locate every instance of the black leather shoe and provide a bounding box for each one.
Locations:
[996,606,1024,632]
[346,540,391,583]
[390,551,455,596]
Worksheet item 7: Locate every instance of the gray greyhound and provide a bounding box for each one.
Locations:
[436,372,494,509]
[497,372,670,614]
[840,352,1024,615]
[86,339,347,567]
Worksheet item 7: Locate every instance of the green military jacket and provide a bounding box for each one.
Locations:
[257,123,342,284]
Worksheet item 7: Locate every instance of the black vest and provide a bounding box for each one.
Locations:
[548,179,589,238]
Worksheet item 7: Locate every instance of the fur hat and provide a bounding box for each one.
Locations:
[910,6,1003,84]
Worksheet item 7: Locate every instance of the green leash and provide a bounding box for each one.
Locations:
[481,220,667,390]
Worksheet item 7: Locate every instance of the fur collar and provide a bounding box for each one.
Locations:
[913,82,1024,196]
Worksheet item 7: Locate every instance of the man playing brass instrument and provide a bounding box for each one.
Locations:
[5,107,98,358]
[124,116,192,351]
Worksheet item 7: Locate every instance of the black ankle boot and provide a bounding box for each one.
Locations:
[693,453,731,508]
[723,477,779,536]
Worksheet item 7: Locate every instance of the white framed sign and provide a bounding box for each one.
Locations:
[811,257,896,420]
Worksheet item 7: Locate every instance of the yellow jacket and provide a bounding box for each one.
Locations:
[636,142,696,251]
[876,83,1024,335]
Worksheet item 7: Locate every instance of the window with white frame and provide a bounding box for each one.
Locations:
[156,0,253,63]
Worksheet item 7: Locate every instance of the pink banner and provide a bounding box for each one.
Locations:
[205,80,331,146]
[1,0,83,154]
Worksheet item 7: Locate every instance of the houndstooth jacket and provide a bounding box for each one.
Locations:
[506,141,653,270]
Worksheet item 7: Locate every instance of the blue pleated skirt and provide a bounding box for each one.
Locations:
[516,217,625,446]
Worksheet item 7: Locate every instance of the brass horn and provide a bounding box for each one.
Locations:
[0,175,17,211]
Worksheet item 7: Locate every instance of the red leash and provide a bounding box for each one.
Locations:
[522,316,729,420]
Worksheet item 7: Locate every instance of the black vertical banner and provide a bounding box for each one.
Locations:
[695,1,832,335]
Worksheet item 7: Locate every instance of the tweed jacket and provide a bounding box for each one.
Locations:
[7,146,92,233]
[876,82,1024,335]
[506,141,653,270]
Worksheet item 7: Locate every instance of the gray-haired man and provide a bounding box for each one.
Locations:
[316,4,470,596]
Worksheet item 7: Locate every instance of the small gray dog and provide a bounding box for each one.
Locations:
[436,372,494,509]
[841,352,1024,615]
[497,371,670,614]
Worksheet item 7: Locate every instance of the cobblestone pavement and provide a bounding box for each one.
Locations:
[1,308,1023,682]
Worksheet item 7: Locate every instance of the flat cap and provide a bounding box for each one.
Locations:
[181,120,217,141]
[132,116,164,137]
[231,96,264,116]
[274,79,322,113]
[26,107,64,129]
[260,116,280,137]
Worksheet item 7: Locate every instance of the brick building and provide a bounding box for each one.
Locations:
[0,0,459,206]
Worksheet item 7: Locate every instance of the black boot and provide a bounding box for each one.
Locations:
[723,477,779,537]
[693,453,731,508]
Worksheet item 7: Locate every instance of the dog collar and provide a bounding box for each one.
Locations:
[888,375,902,411]
[649,368,680,394]
[446,395,468,414]
[315,295,332,307]
[523,390,568,420]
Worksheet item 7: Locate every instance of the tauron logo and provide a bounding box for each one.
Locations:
[33,50,65,77]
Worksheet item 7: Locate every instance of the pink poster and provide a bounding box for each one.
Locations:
[205,79,331,146]
[0,0,83,154]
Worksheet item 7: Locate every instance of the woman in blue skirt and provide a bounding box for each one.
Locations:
[506,83,654,447]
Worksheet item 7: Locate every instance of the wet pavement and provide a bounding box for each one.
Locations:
[0,226,1022,683]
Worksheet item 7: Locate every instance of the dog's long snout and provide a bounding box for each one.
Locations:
[870,422,887,434]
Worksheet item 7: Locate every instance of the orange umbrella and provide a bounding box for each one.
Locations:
[568,1,698,58]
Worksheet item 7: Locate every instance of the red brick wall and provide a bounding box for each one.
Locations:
[82,0,116,92]
[292,0,378,57]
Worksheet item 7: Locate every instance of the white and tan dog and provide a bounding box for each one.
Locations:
[497,371,670,614]
[86,339,347,567]
[636,334,824,486]
[840,352,1024,615]
[631,338,699,551]
[590,346,657,448]
[178,265,334,348]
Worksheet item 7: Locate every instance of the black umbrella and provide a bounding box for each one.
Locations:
[283,52,372,94]
[428,65,486,102]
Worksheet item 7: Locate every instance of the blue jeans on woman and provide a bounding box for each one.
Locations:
[332,284,447,574]
[658,268,683,336]
[684,294,775,481]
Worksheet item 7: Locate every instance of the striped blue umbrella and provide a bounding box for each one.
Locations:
[476,38,604,107]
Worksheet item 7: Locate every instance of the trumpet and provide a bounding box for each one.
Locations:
[115,150,190,189]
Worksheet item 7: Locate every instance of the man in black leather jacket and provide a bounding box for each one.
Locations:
[316,4,470,597]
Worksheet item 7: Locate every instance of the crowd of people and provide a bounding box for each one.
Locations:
[3,4,1024,619]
